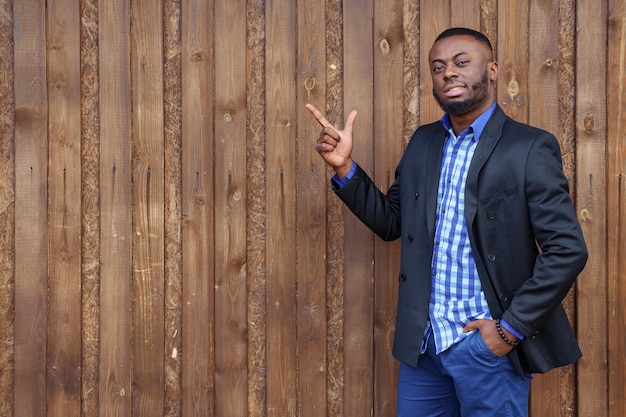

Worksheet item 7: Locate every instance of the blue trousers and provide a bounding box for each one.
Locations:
[397,331,531,417]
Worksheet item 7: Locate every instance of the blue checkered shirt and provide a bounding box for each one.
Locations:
[425,103,496,354]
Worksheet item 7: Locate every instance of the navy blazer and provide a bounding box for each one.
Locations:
[334,105,588,375]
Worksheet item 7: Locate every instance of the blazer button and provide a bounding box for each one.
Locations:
[407,234,414,242]
[399,274,407,282]
[487,210,496,219]
[487,253,496,262]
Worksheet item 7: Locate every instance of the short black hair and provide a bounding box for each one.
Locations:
[435,27,494,56]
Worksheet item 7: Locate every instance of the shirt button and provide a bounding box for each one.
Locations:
[399,274,407,282]
[407,234,414,242]
[500,294,509,302]
[487,210,496,219]
[487,253,496,262]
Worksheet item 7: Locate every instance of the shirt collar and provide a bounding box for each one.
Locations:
[440,101,497,141]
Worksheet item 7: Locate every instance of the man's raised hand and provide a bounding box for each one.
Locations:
[305,103,358,179]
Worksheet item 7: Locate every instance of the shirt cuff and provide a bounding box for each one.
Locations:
[331,162,357,189]
[500,319,525,340]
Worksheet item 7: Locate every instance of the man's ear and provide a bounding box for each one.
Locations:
[489,61,499,81]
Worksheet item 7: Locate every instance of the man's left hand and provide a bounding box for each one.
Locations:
[463,319,516,357]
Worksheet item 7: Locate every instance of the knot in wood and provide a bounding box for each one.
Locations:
[507,79,519,97]
[584,114,595,132]
[304,76,316,92]
[379,38,390,55]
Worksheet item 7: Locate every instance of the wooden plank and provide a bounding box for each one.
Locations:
[343,0,375,415]
[296,0,328,414]
[163,0,183,414]
[214,0,248,415]
[265,0,297,415]
[607,1,626,416]
[450,0,480,30]
[98,0,132,415]
[131,0,165,415]
[181,0,215,415]
[575,0,608,416]
[47,0,82,416]
[497,0,529,122]
[13,0,48,415]
[0,0,15,414]
[419,0,450,124]
[246,1,267,416]
[554,3,579,416]
[323,2,346,415]
[526,1,563,415]
[373,0,403,415]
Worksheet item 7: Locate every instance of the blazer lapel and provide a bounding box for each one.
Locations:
[425,124,447,241]
[465,105,507,227]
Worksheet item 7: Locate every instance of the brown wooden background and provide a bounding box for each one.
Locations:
[0,0,623,416]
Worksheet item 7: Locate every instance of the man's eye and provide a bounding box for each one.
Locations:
[432,66,444,73]
[458,60,469,66]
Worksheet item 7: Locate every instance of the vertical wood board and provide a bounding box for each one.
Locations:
[131,0,166,415]
[265,0,297,415]
[214,0,248,415]
[296,1,328,415]
[98,0,132,415]
[575,1,609,416]
[47,0,82,415]
[13,0,48,415]
[373,0,404,415]
[607,0,626,416]
[181,0,215,415]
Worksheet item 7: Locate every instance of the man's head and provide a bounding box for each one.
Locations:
[429,27,498,120]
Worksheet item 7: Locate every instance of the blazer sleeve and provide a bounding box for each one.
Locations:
[501,133,588,337]
[333,162,403,242]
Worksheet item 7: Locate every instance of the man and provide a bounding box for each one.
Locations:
[306,27,587,416]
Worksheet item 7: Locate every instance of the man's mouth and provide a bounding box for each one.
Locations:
[443,85,466,98]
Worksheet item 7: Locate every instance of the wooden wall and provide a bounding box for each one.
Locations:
[0,0,623,416]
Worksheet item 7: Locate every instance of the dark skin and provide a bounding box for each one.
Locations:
[306,34,518,357]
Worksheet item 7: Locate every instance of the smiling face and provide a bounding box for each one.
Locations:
[429,34,498,123]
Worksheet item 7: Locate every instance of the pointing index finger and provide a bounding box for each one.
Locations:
[305,103,332,128]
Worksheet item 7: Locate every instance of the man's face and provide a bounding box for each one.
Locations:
[429,35,498,116]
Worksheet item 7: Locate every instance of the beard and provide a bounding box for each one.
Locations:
[433,73,490,114]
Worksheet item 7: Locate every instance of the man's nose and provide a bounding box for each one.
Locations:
[443,66,458,80]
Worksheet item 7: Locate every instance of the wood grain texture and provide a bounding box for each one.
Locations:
[181,0,215,415]
[265,0,297,415]
[419,0,450,125]
[343,0,375,415]
[131,0,165,415]
[607,1,626,416]
[214,0,248,415]
[0,0,15,415]
[296,1,328,415]
[98,0,132,415]
[13,0,48,415]
[373,0,403,415]
[47,0,82,415]
[246,1,267,416]
[163,0,183,415]
[497,0,530,122]
[575,1,609,416]
[324,1,346,415]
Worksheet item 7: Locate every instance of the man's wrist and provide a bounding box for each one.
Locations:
[495,318,520,347]
[334,159,354,179]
